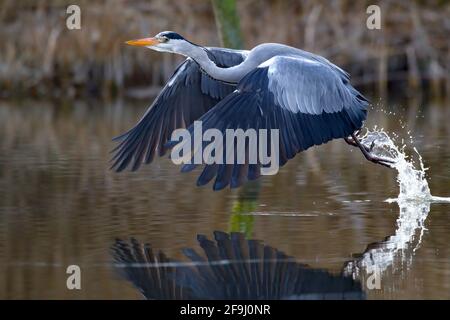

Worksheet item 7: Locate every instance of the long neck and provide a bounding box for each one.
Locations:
[182,45,253,84]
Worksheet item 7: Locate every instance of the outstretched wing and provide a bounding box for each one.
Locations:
[173,55,368,190]
[111,48,247,172]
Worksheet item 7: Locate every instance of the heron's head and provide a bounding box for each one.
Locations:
[125,31,196,55]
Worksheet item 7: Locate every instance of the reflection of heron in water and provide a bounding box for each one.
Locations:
[112,231,364,300]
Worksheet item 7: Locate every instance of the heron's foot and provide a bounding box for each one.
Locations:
[361,150,395,168]
[350,133,395,168]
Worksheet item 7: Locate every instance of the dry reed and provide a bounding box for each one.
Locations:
[0,0,448,100]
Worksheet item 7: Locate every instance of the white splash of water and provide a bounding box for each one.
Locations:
[360,129,450,203]
[345,198,430,276]
[345,128,450,278]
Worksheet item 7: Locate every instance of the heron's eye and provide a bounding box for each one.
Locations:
[159,36,169,43]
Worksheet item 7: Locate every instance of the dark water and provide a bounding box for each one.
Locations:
[0,98,449,299]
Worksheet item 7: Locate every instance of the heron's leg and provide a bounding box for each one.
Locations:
[350,133,394,168]
[345,137,375,152]
[344,130,373,152]
[344,137,359,148]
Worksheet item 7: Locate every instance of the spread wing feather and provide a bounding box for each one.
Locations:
[111,48,246,172]
[170,55,368,190]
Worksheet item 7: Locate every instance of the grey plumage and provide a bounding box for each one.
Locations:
[112,37,369,189]
[111,48,246,172]
[173,51,368,190]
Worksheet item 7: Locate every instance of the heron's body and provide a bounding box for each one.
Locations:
[112,31,392,190]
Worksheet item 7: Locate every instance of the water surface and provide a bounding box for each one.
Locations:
[0,98,449,299]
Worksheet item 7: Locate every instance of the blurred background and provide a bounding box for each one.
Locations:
[0,0,449,101]
[0,0,449,299]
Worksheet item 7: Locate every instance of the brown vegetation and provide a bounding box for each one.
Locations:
[0,0,449,99]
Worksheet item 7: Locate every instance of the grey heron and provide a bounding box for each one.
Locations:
[112,31,393,190]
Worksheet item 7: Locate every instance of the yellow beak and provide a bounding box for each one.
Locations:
[125,37,160,47]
